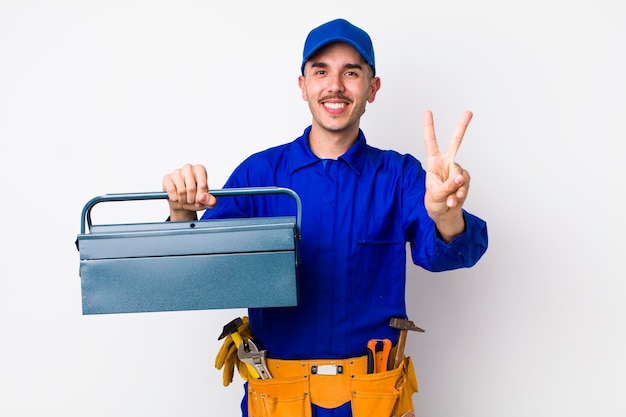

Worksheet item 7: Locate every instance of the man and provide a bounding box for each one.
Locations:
[163,18,487,417]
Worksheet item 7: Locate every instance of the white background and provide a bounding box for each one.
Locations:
[1,1,625,416]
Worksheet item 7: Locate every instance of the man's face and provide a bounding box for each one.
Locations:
[299,42,380,135]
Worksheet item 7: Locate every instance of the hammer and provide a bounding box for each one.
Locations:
[389,318,425,369]
[218,317,262,380]
[218,317,245,344]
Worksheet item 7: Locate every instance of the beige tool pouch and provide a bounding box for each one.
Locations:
[247,354,417,417]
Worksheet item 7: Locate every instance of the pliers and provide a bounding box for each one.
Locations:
[366,338,392,374]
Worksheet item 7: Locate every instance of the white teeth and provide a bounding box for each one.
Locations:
[324,102,345,109]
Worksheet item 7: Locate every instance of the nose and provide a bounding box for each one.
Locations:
[326,72,345,93]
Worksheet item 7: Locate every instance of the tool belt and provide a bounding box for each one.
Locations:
[247,350,418,417]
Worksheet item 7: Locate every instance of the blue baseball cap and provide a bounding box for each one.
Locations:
[301,18,375,76]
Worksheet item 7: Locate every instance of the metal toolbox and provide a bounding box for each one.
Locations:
[76,187,301,315]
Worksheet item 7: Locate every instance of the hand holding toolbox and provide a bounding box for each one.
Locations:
[76,187,301,315]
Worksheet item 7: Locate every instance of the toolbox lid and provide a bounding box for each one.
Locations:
[77,216,297,260]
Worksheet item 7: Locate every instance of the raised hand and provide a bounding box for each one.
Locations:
[423,110,473,241]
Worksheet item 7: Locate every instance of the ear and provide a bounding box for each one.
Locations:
[298,75,308,101]
[367,77,381,103]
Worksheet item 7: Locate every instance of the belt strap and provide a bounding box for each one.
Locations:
[263,349,399,409]
[266,353,370,377]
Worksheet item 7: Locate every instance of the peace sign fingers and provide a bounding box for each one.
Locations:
[423,110,473,160]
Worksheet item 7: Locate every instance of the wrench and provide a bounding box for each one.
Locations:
[237,339,272,379]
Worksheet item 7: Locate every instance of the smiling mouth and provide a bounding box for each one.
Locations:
[324,102,346,109]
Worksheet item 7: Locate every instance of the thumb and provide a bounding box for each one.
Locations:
[198,192,217,208]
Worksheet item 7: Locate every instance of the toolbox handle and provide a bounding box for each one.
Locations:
[80,187,302,236]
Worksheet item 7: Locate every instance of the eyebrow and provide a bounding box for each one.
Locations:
[310,62,364,71]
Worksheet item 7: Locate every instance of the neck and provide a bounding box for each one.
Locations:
[308,125,359,159]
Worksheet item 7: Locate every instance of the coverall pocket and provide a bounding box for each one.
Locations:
[247,376,311,417]
[350,357,418,417]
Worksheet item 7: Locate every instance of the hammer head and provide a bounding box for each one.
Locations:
[389,318,425,333]
[218,317,244,340]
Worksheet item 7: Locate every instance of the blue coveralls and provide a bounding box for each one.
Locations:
[203,126,488,416]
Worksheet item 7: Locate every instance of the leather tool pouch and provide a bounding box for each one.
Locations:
[351,356,418,417]
[247,374,312,417]
[246,355,417,417]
